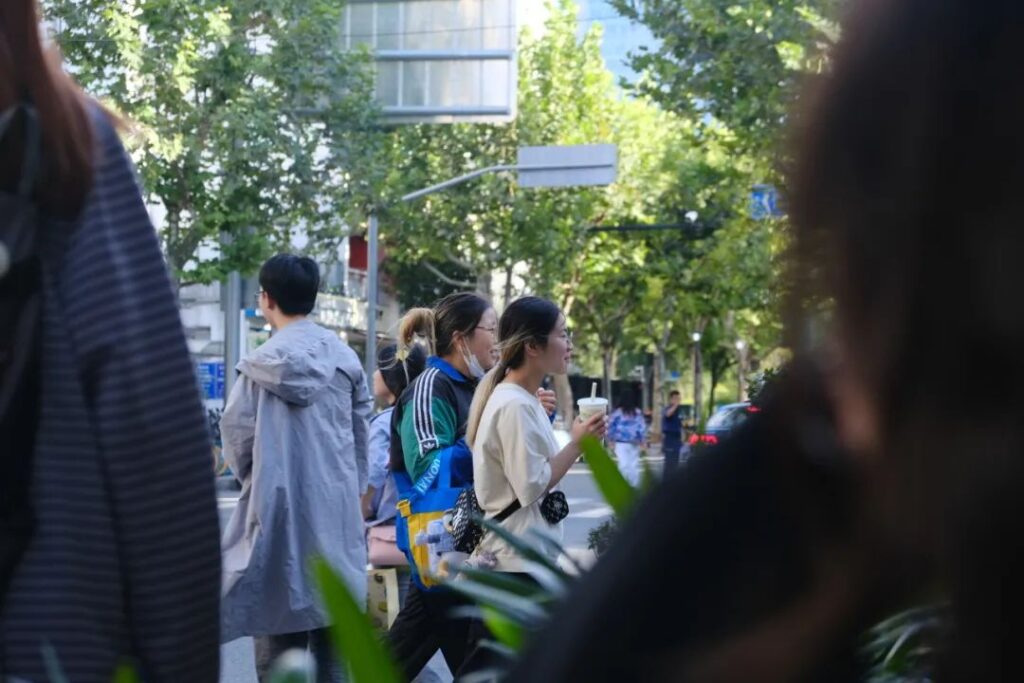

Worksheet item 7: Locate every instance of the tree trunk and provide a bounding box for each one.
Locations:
[681,354,690,419]
[168,270,182,303]
[737,346,748,402]
[650,346,666,438]
[693,342,704,427]
[708,363,720,419]
[552,373,574,427]
[476,270,492,300]
[601,348,613,406]
[502,263,514,309]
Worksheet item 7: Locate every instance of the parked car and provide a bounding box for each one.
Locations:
[689,402,760,447]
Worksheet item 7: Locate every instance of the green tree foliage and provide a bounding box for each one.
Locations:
[43,0,383,284]
[609,0,840,163]
[593,0,840,407]
[381,0,672,303]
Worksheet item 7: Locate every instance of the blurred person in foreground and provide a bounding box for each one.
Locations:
[220,255,372,683]
[0,2,220,680]
[509,0,1024,680]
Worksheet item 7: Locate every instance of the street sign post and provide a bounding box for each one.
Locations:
[517,144,618,188]
[197,361,226,401]
[364,144,619,377]
[750,184,784,220]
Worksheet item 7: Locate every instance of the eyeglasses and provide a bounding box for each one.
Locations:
[545,328,574,344]
[254,289,266,305]
[475,325,498,335]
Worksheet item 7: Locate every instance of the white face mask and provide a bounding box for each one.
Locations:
[462,342,486,379]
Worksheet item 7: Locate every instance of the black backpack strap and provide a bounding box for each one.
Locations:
[17,107,41,198]
[0,102,45,613]
[0,104,42,199]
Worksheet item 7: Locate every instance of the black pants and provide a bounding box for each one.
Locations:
[663,433,683,474]
[387,582,473,682]
[458,572,541,677]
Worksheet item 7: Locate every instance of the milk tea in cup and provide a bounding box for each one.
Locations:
[577,397,608,422]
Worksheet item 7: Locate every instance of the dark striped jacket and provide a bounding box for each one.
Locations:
[0,108,221,682]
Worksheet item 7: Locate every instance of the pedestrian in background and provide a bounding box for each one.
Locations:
[661,390,685,474]
[364,343,450,683]
[220,254,372,683]
[387,293,498,682]
[467,297,606,573]
[466,294,606,618]
[0,2,221,680]
[608,393,646,487]
[363,343,428,525]
[462,297,605,671]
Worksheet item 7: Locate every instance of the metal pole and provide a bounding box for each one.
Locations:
[224,270,242,399]
[736,342,748,402]
[399,162,613,203]
[365,211,379,379]
[694,342,703,427]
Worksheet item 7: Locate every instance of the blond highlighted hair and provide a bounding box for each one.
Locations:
[395,292,492,365]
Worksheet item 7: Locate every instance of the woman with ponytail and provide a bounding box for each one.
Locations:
[387,292,500,681]
[466,297,606,572]
[457,297,606,674]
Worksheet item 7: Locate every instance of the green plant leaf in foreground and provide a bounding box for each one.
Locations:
[640,456,658,495]
[482,605,525,650]
[478,517,568,577]
[268,649,316,683]
[41,644,69,683]
[457,565,551,599]
[525,526,585,575]
[112,663,140,683]
[862,603,949,681]
[579,435,639,518]
[313,557,402,683]
[445,579,549,625]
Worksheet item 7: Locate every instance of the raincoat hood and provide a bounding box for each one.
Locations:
[237,319,351,407]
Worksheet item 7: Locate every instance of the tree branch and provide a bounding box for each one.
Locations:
[424,261,477,288]
[560,263,584,316]
[444,248,477,272]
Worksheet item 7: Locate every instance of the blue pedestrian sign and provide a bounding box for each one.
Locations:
[197,362,226,400]
[750,184,785,220]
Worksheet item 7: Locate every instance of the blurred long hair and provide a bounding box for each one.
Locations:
[397,292,492,360]
[0,0,94,214]
[786,0,1024,677]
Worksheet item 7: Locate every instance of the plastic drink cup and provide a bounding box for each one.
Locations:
[577,397,609,422]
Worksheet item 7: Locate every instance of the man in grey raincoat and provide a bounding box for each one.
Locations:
[219,255,372,683]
